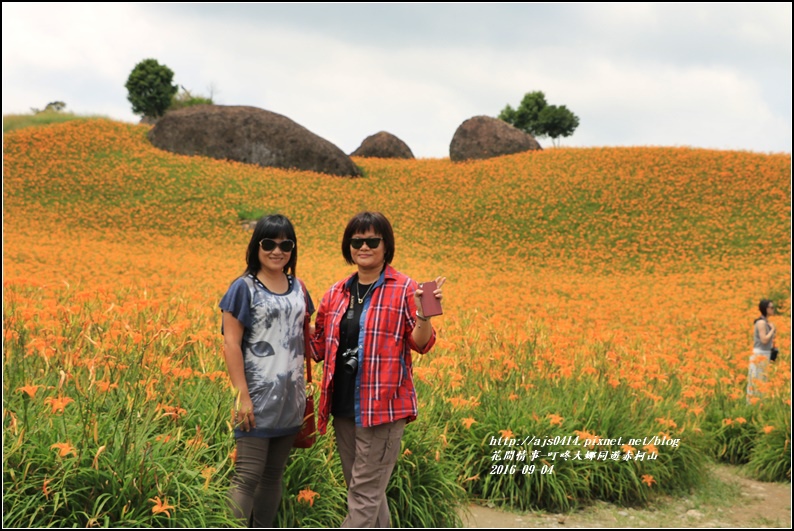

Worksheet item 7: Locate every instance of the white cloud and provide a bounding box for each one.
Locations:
[2,3,790,156]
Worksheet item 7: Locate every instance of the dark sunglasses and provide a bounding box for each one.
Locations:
[260,239,295,252]
[350,237,383,250]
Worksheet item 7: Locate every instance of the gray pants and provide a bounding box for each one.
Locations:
[228,433,296,528]
[333,417,406,528]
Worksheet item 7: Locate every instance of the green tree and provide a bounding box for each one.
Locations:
[30,101,66,114]
[498,91,579,145]
[125,59,178,119]
[537,105,580,147]
[498,91,548,137]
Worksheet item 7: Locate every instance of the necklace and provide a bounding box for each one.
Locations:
[356,279,375,304]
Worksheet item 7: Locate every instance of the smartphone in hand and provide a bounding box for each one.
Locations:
[419,281,443,317]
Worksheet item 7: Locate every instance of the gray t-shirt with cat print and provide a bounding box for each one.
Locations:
[220,274,314,438]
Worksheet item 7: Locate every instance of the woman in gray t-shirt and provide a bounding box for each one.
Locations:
[747,299,776,403]
[220,214,314,527]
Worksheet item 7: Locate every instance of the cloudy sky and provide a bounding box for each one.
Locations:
[3,2,791,158]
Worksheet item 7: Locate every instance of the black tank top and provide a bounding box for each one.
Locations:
[332,278,372,418]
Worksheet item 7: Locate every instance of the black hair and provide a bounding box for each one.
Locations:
[341,211,395,266]
[245,214,298,276]
[759,299,773,318]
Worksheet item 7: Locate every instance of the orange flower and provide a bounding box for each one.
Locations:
[641,474,656,487]
[297,488,319,506]
[44,396,74,414]
[3,127,791,498]
[50,442,77,457]
[548,414,564,426]
[186,425,208,449]
[655,417,677,429]
[574,430,600,448]
[403,448,412,456]
[643,443,659,455]
[94,380,118,393]
[722,418,734,426]
[735,417,747,424]
[499,429,514,439]
[461,417,476,429]
[762,425,775,434]
[621,444,635,455]
[446,397,468,409]
[149,496,175,517]
[16,384,42,398]
[42,477,52,499]
[446,396,479,409]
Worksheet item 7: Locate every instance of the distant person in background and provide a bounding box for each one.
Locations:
[747,299,776,403]
[311,211,445,527]
[219,214,314,527]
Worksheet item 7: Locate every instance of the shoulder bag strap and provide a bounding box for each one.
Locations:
[297,278,312,384]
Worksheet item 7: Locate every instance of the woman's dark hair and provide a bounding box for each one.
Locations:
[245,214,298,276]
[341,211,395,266]
[759,299,773,318]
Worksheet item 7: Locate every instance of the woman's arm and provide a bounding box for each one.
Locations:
[412,316,433,351]
[222,311,255,431]
[756,319,776,344]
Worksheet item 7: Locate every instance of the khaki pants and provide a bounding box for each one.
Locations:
[228,433,296,528]
[333,417,406,528]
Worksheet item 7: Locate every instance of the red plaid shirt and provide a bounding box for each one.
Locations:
[311,264,435,433]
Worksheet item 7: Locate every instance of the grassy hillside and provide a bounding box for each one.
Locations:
[3,119,791,527]
[4,121,789,266]
[3,110,111,134]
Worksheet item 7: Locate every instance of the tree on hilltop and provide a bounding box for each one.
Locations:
[125,59,178,119]
[499,91,579,146]
[30,101,67,114]
[499,91,548,137]
[537,104,579,147]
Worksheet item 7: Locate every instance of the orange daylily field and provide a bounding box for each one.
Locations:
[3,120,791,527]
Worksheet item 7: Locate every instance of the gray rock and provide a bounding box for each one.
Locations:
[351,131,414,159]
[148,105,361,177]
[449,115,542,162]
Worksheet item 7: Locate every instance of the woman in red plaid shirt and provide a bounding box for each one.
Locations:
[311,211,445,527]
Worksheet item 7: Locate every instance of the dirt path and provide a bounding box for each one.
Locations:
[459,464,791,528]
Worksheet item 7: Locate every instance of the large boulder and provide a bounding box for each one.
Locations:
[449,115,542,162]
[350,131,414,159]
[148,105,361,177]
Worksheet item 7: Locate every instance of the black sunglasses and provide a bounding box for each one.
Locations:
[350,237,383,250]
[260,239,295,252]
